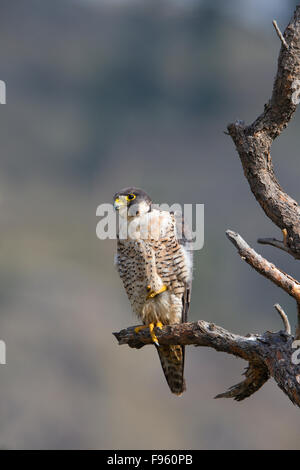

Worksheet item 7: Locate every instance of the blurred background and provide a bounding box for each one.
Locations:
[0,0,299,450]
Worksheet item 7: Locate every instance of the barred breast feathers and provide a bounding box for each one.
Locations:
[116,207,193,284]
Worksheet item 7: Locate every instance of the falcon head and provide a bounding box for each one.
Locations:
[113,187,152,218]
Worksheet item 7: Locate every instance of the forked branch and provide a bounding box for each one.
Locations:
[228,6,300,260]
[113,319,300,406]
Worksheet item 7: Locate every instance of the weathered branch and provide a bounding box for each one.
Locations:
[272,19,289,50]
[226,230,300,304]
[214,361,270,402]
[257,237,291,255]
[113,321,300,406]
[227,230,300,340]
[228,6,300,259]
[274,303,291,335]
[114,321,261,359]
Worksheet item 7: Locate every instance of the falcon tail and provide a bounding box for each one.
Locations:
[156,344,186,395]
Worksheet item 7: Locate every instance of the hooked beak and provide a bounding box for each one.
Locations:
[113,197,127,210]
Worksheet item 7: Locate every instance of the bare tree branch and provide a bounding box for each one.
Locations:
[274,303,291,335]
[226,230,300,304]
[272,19,289,49]
[227,7,300,259]
[114,321,261,360]
[113,321,300,406]
[214,361,270,402]
[257,237,291,255]
[227,230,300,340]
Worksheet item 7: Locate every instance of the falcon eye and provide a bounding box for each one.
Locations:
[127,194,136,201]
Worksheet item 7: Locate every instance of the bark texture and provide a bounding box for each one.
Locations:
[114,322,300,406]
[228,6,300,259]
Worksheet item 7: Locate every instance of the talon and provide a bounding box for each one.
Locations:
[149,323,159,346]
[146,285,168,299]
[134,322,163,346]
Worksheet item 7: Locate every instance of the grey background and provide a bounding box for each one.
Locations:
[0,0,299,449]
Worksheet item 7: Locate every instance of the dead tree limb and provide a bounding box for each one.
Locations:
[274,303,291,335]
[226,230,300,303]
[228,6,300,260]
[113,319,300,406]
[272,19,289,50]
[226,230,300,341]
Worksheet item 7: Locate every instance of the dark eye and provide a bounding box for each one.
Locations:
[127,194,136,201]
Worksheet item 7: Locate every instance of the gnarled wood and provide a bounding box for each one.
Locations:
[228,6,300,259]
[113,321,300,406]
[226,230,300,305]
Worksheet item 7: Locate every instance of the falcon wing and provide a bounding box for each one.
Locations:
[174,211,193,324]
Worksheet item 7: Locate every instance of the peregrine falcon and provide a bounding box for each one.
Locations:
[114,187,193,395]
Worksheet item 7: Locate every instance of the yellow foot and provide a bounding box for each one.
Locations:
[134,322,164,346]
[146,284,168,299]
[149,322,161,346]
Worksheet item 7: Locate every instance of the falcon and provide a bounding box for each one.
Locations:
[113,187,193,395]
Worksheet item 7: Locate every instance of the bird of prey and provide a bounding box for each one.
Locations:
[113,187,193,395]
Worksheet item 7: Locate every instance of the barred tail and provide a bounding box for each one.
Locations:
[156,345,186,395]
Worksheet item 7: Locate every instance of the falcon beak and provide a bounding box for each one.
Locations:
[114,196,127,210]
